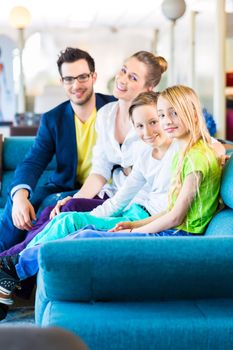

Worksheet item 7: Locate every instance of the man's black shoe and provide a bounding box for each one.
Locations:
[0,254,20,305]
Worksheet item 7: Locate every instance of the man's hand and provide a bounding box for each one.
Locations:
[49,196,72,219]
[12,189,36,231]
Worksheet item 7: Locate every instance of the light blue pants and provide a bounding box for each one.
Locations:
[26,203,150,248]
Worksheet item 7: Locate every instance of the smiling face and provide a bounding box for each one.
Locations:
[113,57,152,102]
[61,59,97,106]
[131,104,169,148]
[157,96,189,140]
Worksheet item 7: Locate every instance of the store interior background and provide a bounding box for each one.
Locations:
[0,0,232,139]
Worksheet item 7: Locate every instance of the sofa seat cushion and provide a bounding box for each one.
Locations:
[205,208,233,235]
[40,299,233,350]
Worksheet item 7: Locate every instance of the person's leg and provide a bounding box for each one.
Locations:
[26,203,150,248]
[28,196,107,238]
[0,197,26,252]
[150,229,192,236]
[0,196,108,257]
[15,227,153,281]
[72,229,152,239]
[16,246,41,281]
[62,196,107,212]
[0,203,150,283]
[0,184,63,253]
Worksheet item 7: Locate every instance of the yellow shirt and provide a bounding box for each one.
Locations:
[74,108,97,185]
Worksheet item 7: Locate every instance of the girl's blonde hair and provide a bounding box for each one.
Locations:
[159,85,212,202]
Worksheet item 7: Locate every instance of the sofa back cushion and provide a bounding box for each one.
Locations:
[220,154,233,209]
[0,136,56,209]
[205,155,233,236]
[38,237,233,302]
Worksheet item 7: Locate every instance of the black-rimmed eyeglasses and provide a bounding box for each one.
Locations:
[62,73,93,85]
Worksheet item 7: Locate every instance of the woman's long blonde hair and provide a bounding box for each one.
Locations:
[159,85,212,203]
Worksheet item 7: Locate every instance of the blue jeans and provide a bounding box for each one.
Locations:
[15,226,191,281]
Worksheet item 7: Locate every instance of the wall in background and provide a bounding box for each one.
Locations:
[0,34,16,121]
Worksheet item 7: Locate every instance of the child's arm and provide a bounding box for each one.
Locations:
[112,171,202,233]
[110,211,166,231]
[90,155,146,218]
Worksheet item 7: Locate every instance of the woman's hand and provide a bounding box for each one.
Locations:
[49,196,72,219]
[109,221,133,232]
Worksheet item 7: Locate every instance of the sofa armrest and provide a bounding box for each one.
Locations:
[37,237,233,302]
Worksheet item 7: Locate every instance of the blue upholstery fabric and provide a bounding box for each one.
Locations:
[205,209,233,235]
[34,145,233,349]
[37,237,233,302]
[221,155,233,208]
[38,300,233,350]
[0,137,55,210]
[225,140,233,156]
[205,155,233,235]
[36,237,233,349]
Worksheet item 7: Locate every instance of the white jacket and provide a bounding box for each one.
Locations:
[91,101,147,198]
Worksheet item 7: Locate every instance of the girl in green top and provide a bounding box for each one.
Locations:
[113,85,222,235]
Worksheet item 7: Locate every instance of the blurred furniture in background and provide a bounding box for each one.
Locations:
[9,112,41,136]
[0,121,13,137]
[10,125,38,136]
[226,108,233,141]
[226,72,233,141]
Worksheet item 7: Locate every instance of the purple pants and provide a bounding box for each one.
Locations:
[0,196,108,257]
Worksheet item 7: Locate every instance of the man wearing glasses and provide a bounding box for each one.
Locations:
[0,47,116,254]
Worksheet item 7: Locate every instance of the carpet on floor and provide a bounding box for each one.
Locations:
[0,305,35,326]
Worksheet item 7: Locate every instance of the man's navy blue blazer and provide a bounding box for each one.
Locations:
[11,93,116,193]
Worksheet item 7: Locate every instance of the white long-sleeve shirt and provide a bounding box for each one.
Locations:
[91,140,180,217]
[90,101,148,198]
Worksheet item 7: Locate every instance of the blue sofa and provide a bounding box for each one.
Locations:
[0,135,56,218]
[1,135,233,349]
[35,154,233,349]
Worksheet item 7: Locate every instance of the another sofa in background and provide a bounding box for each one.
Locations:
[35,154,233,350]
